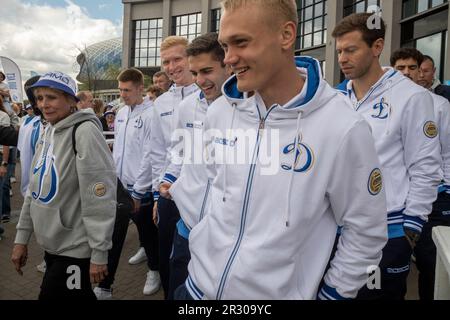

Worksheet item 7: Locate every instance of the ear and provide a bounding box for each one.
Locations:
[372,38,384,57]
[280,21,297,51]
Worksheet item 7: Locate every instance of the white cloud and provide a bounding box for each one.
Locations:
[0,0,122,83]
[98,4,109,10]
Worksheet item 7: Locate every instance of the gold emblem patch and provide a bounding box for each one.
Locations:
[423,121,438,138]
[93,183,106,197]
[368,168,382,196]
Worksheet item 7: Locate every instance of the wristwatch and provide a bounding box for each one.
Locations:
[1,161,8,167]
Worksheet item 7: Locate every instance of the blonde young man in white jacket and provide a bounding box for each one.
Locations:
[150,36,198,298]
[177,0,388,300]
[334,15,441,300]
[164,32,231,299]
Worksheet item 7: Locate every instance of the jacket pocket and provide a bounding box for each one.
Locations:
[30,201,74,253]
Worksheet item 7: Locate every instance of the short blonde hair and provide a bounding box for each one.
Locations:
[160,36,189,52]
[221,0,298,25]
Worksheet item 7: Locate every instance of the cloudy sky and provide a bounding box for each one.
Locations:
[0,0,123,81]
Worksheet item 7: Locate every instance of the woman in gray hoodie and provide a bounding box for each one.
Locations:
[11,71,117,300]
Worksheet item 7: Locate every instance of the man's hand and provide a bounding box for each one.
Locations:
[0,166,7,177]
[90,263,108,284]
[405,229,421,250]
[153,202,158,226]
[159,182,172,199]
[11,244,28,276]
[132,198,141,214]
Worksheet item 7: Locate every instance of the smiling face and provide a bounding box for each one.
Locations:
[161,44,193,86]
[218,5,286,94]
[189,53,229,102]
[336,30,383,80]
[34,87,74,125]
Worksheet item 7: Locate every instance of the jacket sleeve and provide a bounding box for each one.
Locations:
[162,102,185,185]
[401,91,441,232]
[131,111,153,200]
[14,192,34,245]
[437,98,450,186]
[150,104,167,200]
[321,119,388,299]
[75,122,117,265]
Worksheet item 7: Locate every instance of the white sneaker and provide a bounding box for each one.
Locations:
[10,177,16,184]
[36,260,46,273]
[143,270,161,295]
[128,247,147,265]
[93,287,113,300]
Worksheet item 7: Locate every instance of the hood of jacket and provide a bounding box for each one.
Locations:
[342,67,404,105]
[221,56,336,120]
[52,109,102,133]
[168,82,199,100]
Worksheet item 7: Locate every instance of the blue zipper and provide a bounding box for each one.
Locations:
[216,104,277,300]
[354,70,396,111]
[119,108,131,180]
[199,179,211,221]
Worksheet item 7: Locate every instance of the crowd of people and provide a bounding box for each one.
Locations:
[1,0,450,300]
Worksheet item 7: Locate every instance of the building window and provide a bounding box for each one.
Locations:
[211,8,222,33]
[132,18,163,68]
[296,0,328,50]
[172,13,202,42]
[403,0,448,18]
[344,0,381,16]
[401,7,448,80]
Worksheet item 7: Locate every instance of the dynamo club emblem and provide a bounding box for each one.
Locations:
[371,97,390,119]
[281,134,314,173]
[31,143,59,204]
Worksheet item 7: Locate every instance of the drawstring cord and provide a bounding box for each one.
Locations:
[223,103,238,202]
[385,80,393,135]
[285,111,303,227]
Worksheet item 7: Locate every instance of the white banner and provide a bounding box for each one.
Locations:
[0,56,23,103]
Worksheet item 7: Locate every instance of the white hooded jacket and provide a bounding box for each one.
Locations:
[150,83,198,199]
[432,93,450,189]
[186,57,388,300]
[113,98,153,200]
[169,91,211,234]
[339,69,441,237]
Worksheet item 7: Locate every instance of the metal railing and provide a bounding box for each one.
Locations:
[103,131,115,146]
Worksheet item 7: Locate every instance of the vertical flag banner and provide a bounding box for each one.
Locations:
[0,56,24,103]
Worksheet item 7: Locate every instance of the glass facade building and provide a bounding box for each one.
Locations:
[76,37,122,82]
[122,0,450,84]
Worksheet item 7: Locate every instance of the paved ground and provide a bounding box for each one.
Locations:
[0,163,419,300]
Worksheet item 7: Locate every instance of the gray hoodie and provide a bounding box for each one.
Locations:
[15,110,117,265]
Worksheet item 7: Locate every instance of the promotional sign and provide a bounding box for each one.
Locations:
[0,56,24,103]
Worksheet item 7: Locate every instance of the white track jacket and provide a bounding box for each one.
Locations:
[186,57,388,300]
[150,83,198,199]
[432,93,450,188]
[113,99,153,200]
[17,115,43,196]
[170,91,210,233]
[339,69,441,237]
